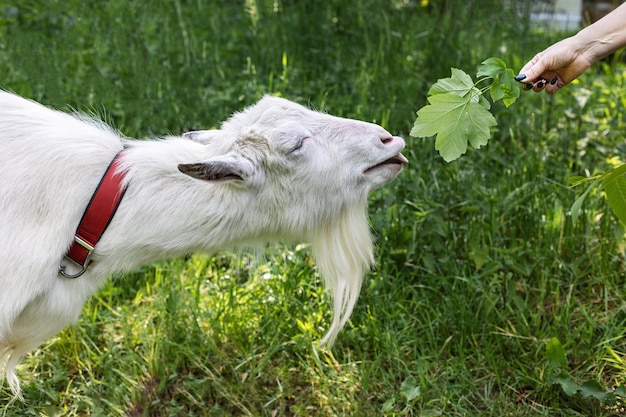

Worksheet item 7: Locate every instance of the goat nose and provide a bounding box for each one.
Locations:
[381,135,393,145]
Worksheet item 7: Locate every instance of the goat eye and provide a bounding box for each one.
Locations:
[290,137,310,154]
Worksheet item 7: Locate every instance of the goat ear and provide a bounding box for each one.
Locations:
[183,130,221,144]
[178,154,253,182]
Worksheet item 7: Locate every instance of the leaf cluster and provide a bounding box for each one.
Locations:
[546,337,626,406]
[410,57,521,162]
[570,163,626,226]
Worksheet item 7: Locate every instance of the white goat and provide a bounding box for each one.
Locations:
[0,91,407,397]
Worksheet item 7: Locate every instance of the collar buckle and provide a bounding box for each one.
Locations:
[59,237,95,279]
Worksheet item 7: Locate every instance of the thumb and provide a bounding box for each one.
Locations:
[515,55,548,83]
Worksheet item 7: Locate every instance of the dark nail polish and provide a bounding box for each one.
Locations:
[524,83,533,91]
[550,76,558,85]
[537,80,546,89]
[514,73,526,82]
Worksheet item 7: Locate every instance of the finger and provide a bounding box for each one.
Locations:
[516,53,550,84]
[532,79,547,92]
[515,73,528,82]
[544,76,561,95]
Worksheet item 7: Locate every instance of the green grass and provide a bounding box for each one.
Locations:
[3,1,626,415]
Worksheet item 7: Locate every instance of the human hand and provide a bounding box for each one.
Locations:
[515,37,594,94]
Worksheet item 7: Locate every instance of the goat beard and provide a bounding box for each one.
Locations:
[1,345,23,400]
[311,203,374,347]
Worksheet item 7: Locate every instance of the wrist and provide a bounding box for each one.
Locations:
[573,8,626,63]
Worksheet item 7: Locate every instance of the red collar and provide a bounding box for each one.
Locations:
[59,151,128,278]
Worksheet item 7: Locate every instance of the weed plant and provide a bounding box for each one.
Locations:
[2,1,626,416]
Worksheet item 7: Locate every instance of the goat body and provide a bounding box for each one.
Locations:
[0,92,406,396]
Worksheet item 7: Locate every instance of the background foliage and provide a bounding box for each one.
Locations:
[2,0,626,416]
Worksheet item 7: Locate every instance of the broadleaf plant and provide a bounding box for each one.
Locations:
[411,57,520,162]
[569,163,626,226]
[544,337,626,406]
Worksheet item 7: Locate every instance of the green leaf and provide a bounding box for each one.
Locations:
[601,164,626,225]
[570,181,597,224]
[400,376,421,402]
[381,397,396,413]
[429,68,475,98]
[604,176,626,225]
[476,57,507,79]
[550,373,617,405]
[546,337,567,369]
[551,372,579,396]
[420,411,443,417]
[579,380,612,403]
[428,68,490,109]
[410,93,496,162]
[476,57,521,107]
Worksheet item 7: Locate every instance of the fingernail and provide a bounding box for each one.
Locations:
[536,80,546,89]
[524,83,533,91]
[550,76,558,85]
[514,73,526,82]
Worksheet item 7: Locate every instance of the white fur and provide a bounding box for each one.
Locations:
[0,91,406,397]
